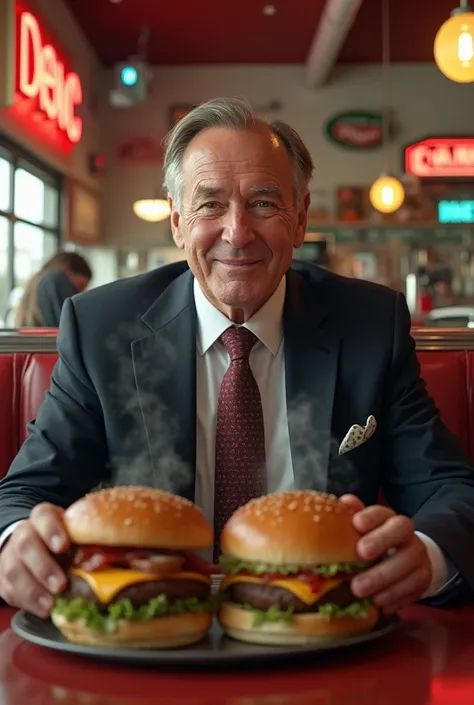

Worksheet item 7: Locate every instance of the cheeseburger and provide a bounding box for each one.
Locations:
[51,486,214,649]
[218,490,379,645]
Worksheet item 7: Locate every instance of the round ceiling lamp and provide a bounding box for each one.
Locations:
[369,176,405,214]
[369,0,405,215]
[132,198,170,222]
[434,2,474,83]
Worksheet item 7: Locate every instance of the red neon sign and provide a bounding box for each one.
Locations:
[13,6,83,146]
[405,138,474,178]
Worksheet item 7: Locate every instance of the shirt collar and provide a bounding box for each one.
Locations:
[194,276,285,357]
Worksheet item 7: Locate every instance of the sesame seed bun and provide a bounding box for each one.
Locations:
[218,602,379,646]
[63,486,213,549]
[220,491,360,565]
[51,610,212,649]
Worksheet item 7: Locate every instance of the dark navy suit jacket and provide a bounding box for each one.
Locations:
[1,261,473,602]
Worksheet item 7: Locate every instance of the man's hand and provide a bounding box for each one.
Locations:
[340,495,432,614]
[0,504,70,617]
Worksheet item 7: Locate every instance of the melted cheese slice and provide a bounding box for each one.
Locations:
[220,574,343,605]
[71,568,211,604]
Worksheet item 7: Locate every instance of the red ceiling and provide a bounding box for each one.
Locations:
[64,0,457,66]
[339,0,458,63]
[64,0,326,65]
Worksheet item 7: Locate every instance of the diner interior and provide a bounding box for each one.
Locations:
[0,0,474,702]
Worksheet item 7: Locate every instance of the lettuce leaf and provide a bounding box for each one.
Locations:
[238,603,294,627]
[219,555,369,577]
[234,599,372,627]
[53,593,217,633]
[317,600,372,620]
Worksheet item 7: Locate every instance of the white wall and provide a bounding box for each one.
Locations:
[100,63,474,251]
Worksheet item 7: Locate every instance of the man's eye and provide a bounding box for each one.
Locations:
[201,202,217,209]
[254,200,274,208]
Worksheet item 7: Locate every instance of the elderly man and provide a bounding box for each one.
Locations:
[0,97,473,619]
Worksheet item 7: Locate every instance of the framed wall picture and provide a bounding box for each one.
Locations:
[116,135,163,165]
[67,179,102,245]
[336,186,368,222]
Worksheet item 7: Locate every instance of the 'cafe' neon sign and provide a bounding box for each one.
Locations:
[15,8,83,145]
[405,138,474,178]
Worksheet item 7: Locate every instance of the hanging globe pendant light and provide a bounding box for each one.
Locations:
[434,1,474,83]
[369,175,405,214]
[369,0,405,214]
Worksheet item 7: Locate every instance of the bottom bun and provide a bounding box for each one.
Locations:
[218,602,379,646]
[51,611,212,649]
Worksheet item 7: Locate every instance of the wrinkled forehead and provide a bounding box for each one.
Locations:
[181,124,294,187]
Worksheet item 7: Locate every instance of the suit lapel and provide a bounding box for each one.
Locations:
[284,268,340,492]
[131,269,196,501]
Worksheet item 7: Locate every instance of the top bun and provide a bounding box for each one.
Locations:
[64,486,213,550]
[220,491,360,566]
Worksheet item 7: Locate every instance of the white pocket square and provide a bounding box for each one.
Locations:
[338,415,377,455]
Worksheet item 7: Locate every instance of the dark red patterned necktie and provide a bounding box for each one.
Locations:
[213,326,267,561]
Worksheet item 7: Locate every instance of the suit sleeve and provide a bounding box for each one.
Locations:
[0,298,110,535]
[382,292,474,598]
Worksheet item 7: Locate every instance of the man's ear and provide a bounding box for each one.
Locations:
[169,195,184,249]
[293,191,311,249]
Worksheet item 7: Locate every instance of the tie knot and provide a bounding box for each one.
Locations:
[220,326,258,361]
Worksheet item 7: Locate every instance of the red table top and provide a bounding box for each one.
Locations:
[0,603,473,705]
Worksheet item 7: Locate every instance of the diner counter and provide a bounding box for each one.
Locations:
[0,604,473,705]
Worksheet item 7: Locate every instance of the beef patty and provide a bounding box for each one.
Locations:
[228,580,356,612]
[67,574,210,609]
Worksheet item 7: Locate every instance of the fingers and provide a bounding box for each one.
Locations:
[373,566,432,614]
[0,505,69,617]
[357,513,414,562]
[0,563,55,618]
[352,537,431,611]
[30,503,69,554]
[14,522,68,595]
[352,504,396,535]
[339,494,365,513]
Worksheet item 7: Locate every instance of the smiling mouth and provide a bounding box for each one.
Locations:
[218,260,261,267]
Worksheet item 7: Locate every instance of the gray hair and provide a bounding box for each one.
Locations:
[162,97,314,210]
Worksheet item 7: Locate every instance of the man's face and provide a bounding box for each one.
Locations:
[170,124,309,322]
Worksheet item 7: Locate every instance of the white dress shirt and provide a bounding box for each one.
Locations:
[192,277,451,596]
[194,276,293,532]
[0,276,454,598]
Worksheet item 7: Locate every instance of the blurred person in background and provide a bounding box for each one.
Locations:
[13,252,92,328]
[429,268,458,309]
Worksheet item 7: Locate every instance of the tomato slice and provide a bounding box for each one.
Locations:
[230,570,345,594]
[72,545,216,575]
[295,571,327,593]
[73,546,164,572]
[181,551,218,575]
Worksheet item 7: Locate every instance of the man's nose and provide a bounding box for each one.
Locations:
[221,206,255,248]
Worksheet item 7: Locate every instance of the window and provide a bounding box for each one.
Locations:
[14,222,57,289]
[14,168,59,228]
[0,138,62,326]
[0,217,8,325]
[0,157,12,212]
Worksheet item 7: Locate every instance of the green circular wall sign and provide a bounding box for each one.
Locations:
[325,111,386,150]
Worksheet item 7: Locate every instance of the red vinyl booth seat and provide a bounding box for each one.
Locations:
[18,353,58,445]
[417,351,470,457]
[0,340,474,480]
[0,355,20,481]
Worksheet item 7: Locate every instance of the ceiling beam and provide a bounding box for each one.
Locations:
[305,0,364,87]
